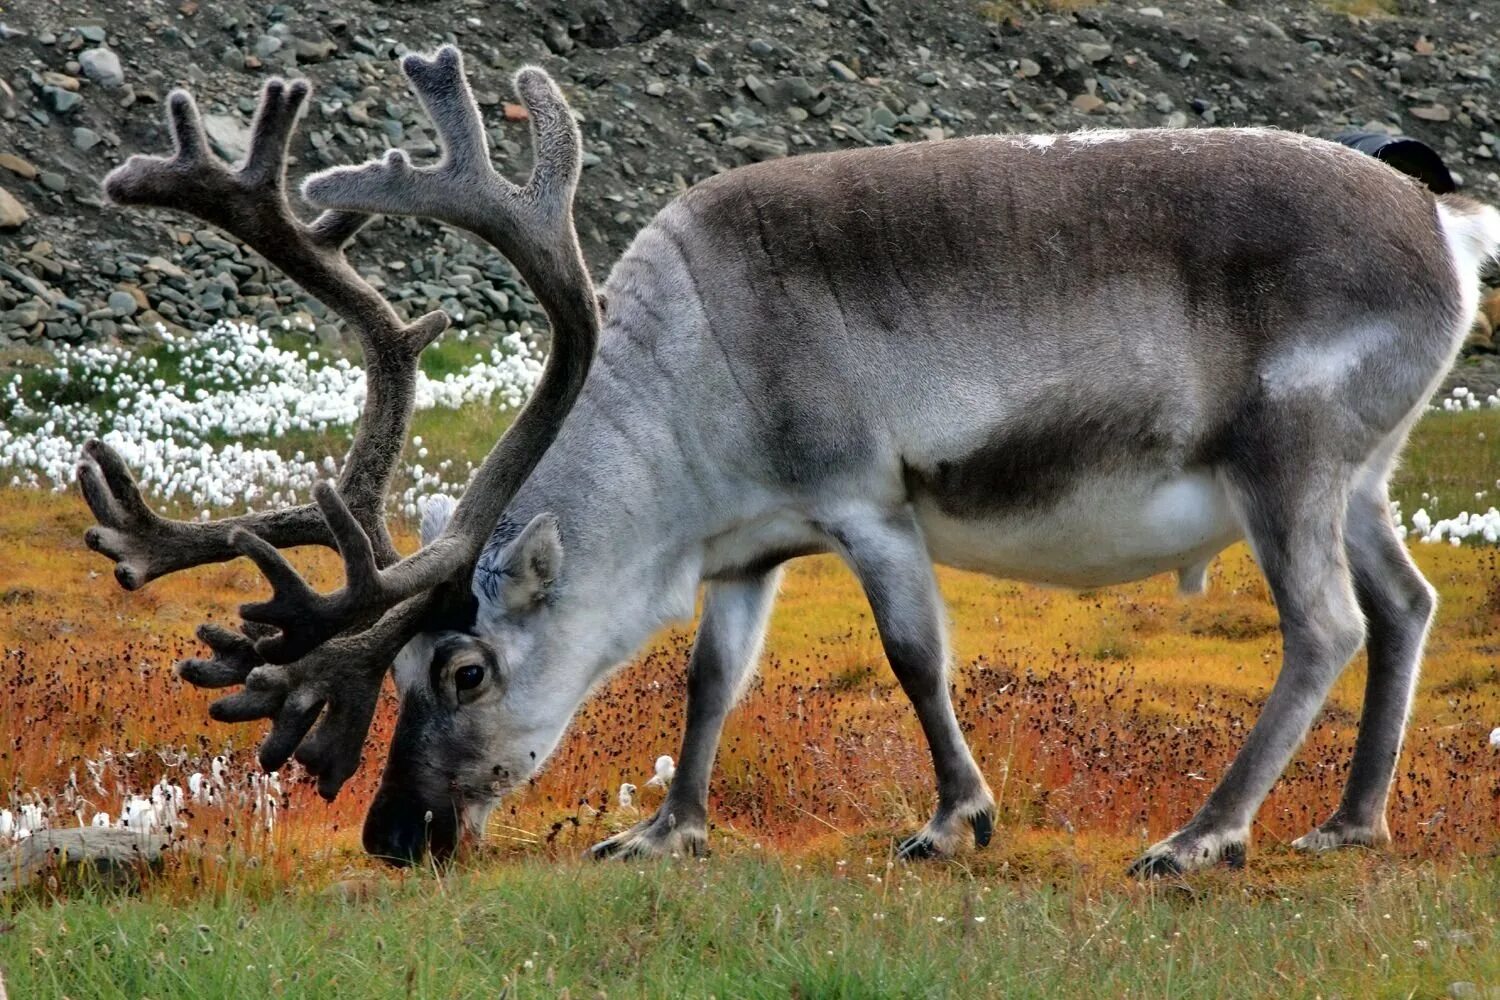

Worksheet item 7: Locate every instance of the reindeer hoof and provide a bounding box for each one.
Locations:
[896,798,996,861]
[1129,828,1248,878]
[1291,819,1389,853]
[588,811,707,861]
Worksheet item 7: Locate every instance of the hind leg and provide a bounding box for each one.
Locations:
[1293,484,1434,852]
[1131,463,1366,876]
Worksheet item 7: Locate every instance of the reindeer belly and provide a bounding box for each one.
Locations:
[913,468,1242,589]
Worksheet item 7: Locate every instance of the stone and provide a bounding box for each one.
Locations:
[107,289,139,317]
[1017,58,1041,78]
[747,38,776,58]
[726,134,789,161]
[503,103,528,123]
[79,47,124,88]
[1078,41,1113,63]
[1480,289,1500,330]
[0,153,38,179]
[0,827,167,894]
[72,127,102,151]
[39,171,68,193]
[645,81,667,97]
[76,24,107,44]
[1072,93,1106,114]
[202,114,251,162]
[43,86,83,114]
[827,59,859,83]
[1409,104,1451,122]
[0,186,27,228]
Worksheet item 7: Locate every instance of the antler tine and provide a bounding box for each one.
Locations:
[204,593,435,798]
[236,47,601,666]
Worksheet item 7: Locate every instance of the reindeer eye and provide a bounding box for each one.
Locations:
[454,663,485,691]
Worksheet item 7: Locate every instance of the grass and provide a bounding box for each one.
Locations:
[0,394,1497,997]
[3,855,1498,998]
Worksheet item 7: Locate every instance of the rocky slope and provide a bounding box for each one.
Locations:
[1,0,1497,357]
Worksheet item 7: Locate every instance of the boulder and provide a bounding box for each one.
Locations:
[80,47,125,89]
[1,828,169,894]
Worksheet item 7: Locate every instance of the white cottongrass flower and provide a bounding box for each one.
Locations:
[645,754,676,789]
[0,319,544,514]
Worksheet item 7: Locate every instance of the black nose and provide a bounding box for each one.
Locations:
[362,786,459,866]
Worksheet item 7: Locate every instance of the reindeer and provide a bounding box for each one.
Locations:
[79,46,1499,874]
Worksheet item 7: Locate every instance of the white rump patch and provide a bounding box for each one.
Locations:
[1025,134,1057,149]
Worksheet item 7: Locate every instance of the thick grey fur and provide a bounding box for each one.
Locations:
[369,119,1497,873]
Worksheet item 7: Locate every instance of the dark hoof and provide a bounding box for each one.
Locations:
[896,834,939,861]
[1127,852,1184,879]
[970,809,994,849]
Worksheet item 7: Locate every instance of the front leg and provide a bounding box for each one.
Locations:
[591,571,779,860]
[831,511,995,859]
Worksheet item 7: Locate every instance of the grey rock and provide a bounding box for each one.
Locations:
[75,24,106,43]
[43,86,83,114]
[202,114,251,163]
[543,22,573,56]
[39,171,68,193]
[79,47,124,89]
[828,59,859,83]
[1017,58,1041,78]
[1078,41,1113,63]
[0,827,166,894]
[72,127,102,151]
[726,134,788,161]
[107,290,139,317]
[747,38,776,58]
[253,35,284,58]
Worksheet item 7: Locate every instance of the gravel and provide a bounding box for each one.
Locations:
[1,0,1498,352]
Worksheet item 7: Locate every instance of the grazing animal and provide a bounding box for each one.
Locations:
[79,46,1498,874]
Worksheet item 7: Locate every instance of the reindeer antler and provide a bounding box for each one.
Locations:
[84,74,455,792]
[97,49,600,799]
[228,47,600,668]
[83,78,448,588]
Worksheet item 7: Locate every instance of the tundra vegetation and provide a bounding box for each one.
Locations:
[0,363,1497,995]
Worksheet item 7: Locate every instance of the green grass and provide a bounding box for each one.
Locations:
[1391,409,1500,520]
[3,855,1497,998]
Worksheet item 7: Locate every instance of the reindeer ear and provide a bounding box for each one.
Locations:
[500,513,562,611]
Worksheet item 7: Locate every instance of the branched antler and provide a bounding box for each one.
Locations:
[85,74,454,791]
[83,78,448,587]
[231,47,600,667]
[92,49,600,799]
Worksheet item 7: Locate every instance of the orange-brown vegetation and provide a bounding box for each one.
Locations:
[1,486,1496,897]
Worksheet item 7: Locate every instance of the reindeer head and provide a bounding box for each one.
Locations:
[82,46,600,865]
[363,502,581,863]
